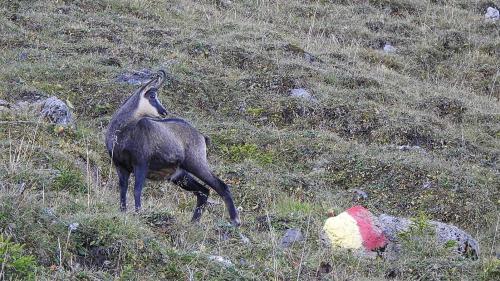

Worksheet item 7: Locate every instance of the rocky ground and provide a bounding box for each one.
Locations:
[0,0,499,280]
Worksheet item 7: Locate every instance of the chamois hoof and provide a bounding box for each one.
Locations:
[190,218,202,224]
[231,218,241,227]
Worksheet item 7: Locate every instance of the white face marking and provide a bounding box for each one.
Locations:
[134,94,160,118]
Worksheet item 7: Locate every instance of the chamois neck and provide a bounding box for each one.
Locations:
[109,93,141,129]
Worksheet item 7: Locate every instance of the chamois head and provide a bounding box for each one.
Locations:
[134,70,168,118]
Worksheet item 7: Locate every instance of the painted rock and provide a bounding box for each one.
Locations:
[322,205,387,251]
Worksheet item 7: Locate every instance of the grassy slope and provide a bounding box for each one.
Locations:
[0,0,499,280]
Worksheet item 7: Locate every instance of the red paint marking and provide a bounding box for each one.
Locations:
[346,205,387,251]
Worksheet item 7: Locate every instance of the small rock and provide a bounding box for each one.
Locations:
[19,52,28,61]
[397,145,422,151]
[303,52,321,63]
[116,69,155,85]
[351,189,368,201]
[208,255,233,267]
[383,44,396,53]
[280,228,304,248]
[239,233,251,244]
[68,223,79,231]
[422,180,433,189]
[485,7,499,21]
[216,0,232,9]
[0,99,10,109]
[290,88,315,102]
[40,96,73,126]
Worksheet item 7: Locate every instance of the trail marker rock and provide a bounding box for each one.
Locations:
[322,205,387,251]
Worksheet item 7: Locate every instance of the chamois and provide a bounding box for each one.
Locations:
[105,70,240,226]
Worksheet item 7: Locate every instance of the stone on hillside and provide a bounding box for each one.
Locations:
[208,255,233,267]
[116,69,154,85]
[239,233,251,244]
[0,99,10,109]
[422,180,433,189]
[397,145,423,151]
[351,189,368,201]
[383,44,396,53]
[40,96,73,126]
[485,7,499,21]
[378,214,480,259]
[290,88,316,102]
[280,228,304,248]
[19,52,28,61]
[216,0,232,9]
[303,52,321,63]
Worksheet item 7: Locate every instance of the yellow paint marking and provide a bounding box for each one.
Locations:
[323,211,363,249]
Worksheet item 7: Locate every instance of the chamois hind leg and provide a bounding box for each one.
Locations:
[185,165,240,226]
[116,165,130,212]
[170,169,210,222]
[133,164,147,212]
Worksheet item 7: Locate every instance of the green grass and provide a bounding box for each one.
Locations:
[0,0,499,279]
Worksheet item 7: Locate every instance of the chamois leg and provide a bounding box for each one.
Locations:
[170,170,210,222]
[133,164,147,212]
[116,166,130,212]
[187,167,240,226]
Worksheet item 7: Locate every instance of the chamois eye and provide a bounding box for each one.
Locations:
[149,93,156,99]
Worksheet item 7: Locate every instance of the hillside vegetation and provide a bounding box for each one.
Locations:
[0,0,499,280]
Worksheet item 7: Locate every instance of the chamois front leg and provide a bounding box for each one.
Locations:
[133,164,147,212]
[116,166,130,212]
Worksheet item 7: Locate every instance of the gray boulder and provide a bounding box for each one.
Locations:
[280,228,304,248]
[383,44,396,53]
[290,88,316,102]
[0,99,10,110]
[485,7,499,21]
[40,96,73,126]
[208,255,233,268]
[116,69,155,85]
[378,214,479,259]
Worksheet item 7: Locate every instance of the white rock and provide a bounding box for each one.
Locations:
[40,96,73,126]
[397,145,422,151]
[208,255,233,267]
[239,233,251,244]
[0,100,10,112]
[290,88,316,102]
[68,222,79,231]
[485,7,499,21]
[378,214,479,259]
[0,99,10,108]
[383,44,396,53]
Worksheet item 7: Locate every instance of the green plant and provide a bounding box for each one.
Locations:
[0,235,38,280]
[399,212,434,242]
[481,258,500,281]
[52,163,87,194]
[222,143,274,165]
